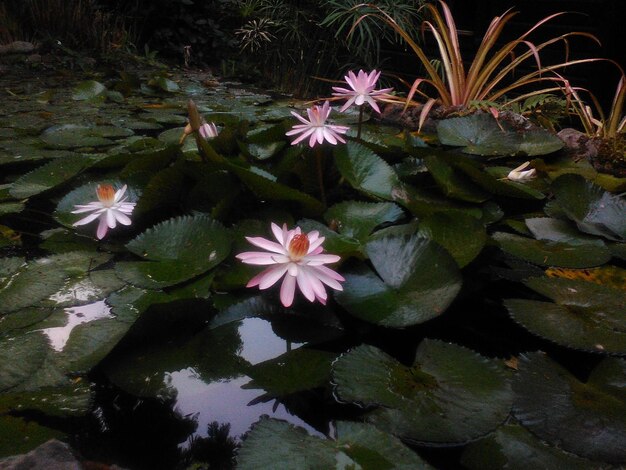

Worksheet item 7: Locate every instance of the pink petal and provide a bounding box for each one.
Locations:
[106,210,117,229]
[280,274,296,307]
[113,210,132,226]
[96,217,109,239]
[305,253,341,265]
[72,211,102,226]
[245,236,287,254]
[295,269,316,302]
[258,264,289,289]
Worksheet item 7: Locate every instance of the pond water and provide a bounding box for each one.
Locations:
[1,62,625,470]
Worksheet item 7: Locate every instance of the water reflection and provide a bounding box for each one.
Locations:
[169,318,319,443]
[42,300,113,351]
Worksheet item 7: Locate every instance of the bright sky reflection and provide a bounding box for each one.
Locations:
[168,317,320,444]
[42,300,113,352]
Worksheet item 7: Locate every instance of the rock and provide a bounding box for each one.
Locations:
[0,41,37,55]
[557,128,600,160]
[0,439,82,470]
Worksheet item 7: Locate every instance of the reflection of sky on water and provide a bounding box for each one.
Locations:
[169,317,320,443]
[42,300,113,352]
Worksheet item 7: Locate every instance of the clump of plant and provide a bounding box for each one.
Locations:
[565,73,626,175]
[0,0,132,54]
[353,0,602,129]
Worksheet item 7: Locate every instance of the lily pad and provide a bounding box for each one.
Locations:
[492,232,612,268]
[332,340,512,444]
[237,417,433,470]
[437,114,562,157]
[72,80,106,101]
[513,352,626,462]
[116,214,231,288]
[424,154,490,202]
[324,201,405,242]
[505,276,626,354]
[242,348,337,397]
[552,174,626,241]
[461,423,598,470]
[335,230,462,328]
[418,212,487,267]
[40,124,114,149]
[9,154,102,199]
[0,252,110,314]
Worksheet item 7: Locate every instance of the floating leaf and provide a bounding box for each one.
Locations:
[148,76,180,93]
[9,154,102,198]
[437,114,562,156]
[243,348,336,397]
[492,232,611,268]
[324,201,405,242]
[332,340,512,444]
[461,423,597,470]
[552,174,626,241]
[72,80,106,100]
[40,124,113,149]
[505,276,626,354]
[513,353,626,462]
[0,415,64,458]
[237,418,433,470]
[418,212,487,267]
[0,252,109,314]
[335,230,462,327]
[424,154,490,202]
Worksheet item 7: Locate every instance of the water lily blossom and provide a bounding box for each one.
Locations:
[507,161,537,182]
[332,69,393,113]
[179,121,219,144]
[286,101,349,147]
[236,223,345,307]
[72,184,135,239]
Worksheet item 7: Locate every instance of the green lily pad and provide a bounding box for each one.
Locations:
[116,214,231,288]
[324,201,405,242]
[72,80,106,101]
[505,276,626,354]
[461,423,598,470]
[0,331,50,391]
[552,174,626,241]
[513,352,626,462]
[332,340,512,444]
[0,202,24,216]
[147,76,180,93]
[242,348,337,397]
[295,218,361,257]
[525,217,609,245]
[335,230,462,328]
[418,212,487,267]
[237,418,433,470]
[0,252,110,314]
[126,214,230,262]
[9,154,102,199]
[40,124,114,149]
[0,382,92,417]
[0,415,64,458]
[437,114,562,157]
[424,154,490,202]
[492,232,612,268]
[334,140,405,202]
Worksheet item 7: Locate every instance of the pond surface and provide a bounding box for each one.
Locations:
[1,62,625,470]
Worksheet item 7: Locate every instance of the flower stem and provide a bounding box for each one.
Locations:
[315,147,326,208]
[357,105,364,139]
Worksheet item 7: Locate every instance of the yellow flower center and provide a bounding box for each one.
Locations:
[96,184,116,207]
[288,233,309,260]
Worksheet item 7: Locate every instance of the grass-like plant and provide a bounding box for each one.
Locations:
[352,0,602,129]
[568,74,625,139]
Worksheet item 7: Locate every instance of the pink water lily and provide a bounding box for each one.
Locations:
[179,121,219,144]
[71,184,135,239]
[332,69,393,113]
[236,223,345,307]
[286,101,349,147]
